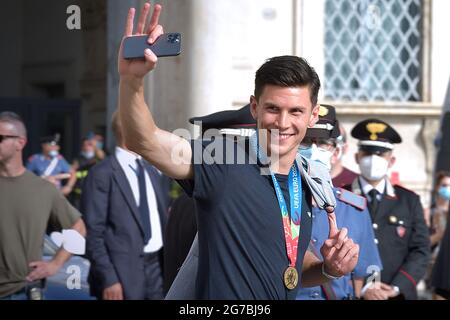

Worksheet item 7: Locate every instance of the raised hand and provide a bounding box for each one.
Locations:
[320,206,359,277]
[43,173,71,187]
[118,3,163,79]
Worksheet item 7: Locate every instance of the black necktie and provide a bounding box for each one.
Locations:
[136,159,151,243]
[368,189,380,216]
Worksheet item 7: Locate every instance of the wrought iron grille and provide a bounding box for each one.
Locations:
[324,0,422,101]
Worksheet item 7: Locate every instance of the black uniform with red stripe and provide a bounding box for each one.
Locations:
[346,178,430,299]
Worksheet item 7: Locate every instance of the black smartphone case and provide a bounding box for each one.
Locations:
[122,33,181,59]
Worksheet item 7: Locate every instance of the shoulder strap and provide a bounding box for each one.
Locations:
[42,157,59,177]
[336,188,367,211]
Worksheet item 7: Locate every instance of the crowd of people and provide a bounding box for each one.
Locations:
[1,2,449,300]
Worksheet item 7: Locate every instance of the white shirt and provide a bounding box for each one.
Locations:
[115,147,163,253]
[359,176,386,202]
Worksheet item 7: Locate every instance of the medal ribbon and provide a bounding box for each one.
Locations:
[250,133,302,268]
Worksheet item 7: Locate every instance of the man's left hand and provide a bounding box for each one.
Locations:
[320,207,359,277]
[26,260,61,282]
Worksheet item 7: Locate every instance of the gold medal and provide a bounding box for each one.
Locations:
[283,266,298,290]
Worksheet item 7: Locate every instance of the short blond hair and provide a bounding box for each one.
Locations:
[0,111,27,138]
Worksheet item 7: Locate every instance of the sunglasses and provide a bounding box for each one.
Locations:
[0,135,20,143]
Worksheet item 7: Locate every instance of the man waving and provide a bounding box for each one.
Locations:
[118,3,359,299]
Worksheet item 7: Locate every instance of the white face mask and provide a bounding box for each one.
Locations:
[81,150,95,159]
[359,155,389,181]
[310,144,333,170]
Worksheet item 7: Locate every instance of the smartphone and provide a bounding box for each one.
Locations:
[122,33,181,59]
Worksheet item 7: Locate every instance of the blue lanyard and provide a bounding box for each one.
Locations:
[250,133,302,235]
[270,165,301,224]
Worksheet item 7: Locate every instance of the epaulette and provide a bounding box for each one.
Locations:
[336,188,367,211]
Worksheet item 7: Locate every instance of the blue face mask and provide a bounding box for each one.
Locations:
[96,141,104,150]
[299,144,333,170]
[438,186,450,201]
[299,145,313,159]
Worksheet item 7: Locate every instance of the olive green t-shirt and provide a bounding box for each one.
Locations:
[0,171,81,298]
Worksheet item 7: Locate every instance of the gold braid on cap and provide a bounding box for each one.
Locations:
[366,123,387,140]
[318,105,329,117]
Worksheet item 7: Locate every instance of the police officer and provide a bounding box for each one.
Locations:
[296,105,382,300]
[26,134,73,195]
[68,137,102,209]
[347,118,430,300]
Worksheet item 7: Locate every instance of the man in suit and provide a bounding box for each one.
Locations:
[346,119,430,300]
[82,111,168,300]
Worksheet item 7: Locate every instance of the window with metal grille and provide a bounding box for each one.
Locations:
[324,0,422,102]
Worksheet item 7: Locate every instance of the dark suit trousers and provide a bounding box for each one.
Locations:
[144,250,164,300]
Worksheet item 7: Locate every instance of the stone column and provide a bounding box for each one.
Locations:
[150,0,234,135]
[105,0,144,149]
[80,0,107,138]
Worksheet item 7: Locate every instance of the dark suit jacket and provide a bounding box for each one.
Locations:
[431,201,450,292]
[346,178,430,300]
[81,155,168,299]
[163,193,197,293]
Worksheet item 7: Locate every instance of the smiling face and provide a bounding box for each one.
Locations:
[250,85,319,163]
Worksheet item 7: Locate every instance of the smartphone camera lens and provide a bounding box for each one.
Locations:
[167,33,179,43]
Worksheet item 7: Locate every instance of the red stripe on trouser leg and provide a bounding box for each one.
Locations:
[399,269,416,286]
